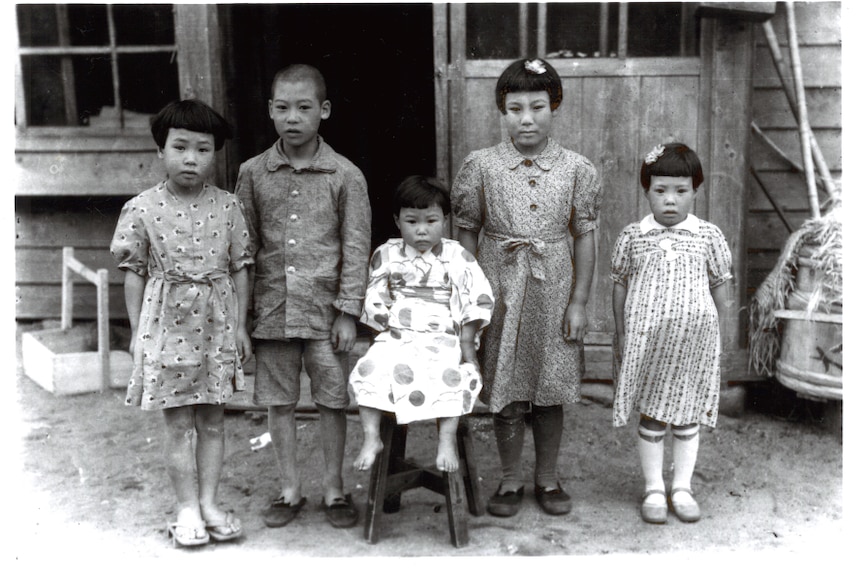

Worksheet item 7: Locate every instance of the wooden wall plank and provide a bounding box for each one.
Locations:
[747,171,835,212]
[754,87,841,129]
[756,1,841,46]
[16,248,123,284]
[16,284,127,320]
[16,152,162,196]
[753,45,841,88]
[751,128,841,171]
[579,76,642,334]
[746,211,809,250]
[16,208,120,248]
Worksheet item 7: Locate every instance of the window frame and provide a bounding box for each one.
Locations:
[14,4,179,143]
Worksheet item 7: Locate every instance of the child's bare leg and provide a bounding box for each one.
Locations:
[436,417,460,472]
[317,404,347,504]
[354,406,384,471]
[162,406,202,526]
[194,404,227,522]
[269,404,303,504]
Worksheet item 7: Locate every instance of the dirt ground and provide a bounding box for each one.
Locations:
[8,323,846,571]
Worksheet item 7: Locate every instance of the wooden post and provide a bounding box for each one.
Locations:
[785,2,820,219]
[97,268,111,391]
[698,16,755,379]
[61,247,74,330]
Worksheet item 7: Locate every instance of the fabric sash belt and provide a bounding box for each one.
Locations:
[484,232,566,281]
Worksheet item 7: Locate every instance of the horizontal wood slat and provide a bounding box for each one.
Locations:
[16,247,123,284]
[16,284,127,320]
[464,57,700,78]
[16,151,162,196]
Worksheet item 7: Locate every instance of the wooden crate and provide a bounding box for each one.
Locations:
[22,325,132,395]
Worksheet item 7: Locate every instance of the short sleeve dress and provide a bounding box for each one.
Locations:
[348,238,495,424]
[451,138,602,412]
[110,183,254,410]
[610,214,732,428]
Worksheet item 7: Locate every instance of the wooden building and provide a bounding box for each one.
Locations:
[14,2,842,384]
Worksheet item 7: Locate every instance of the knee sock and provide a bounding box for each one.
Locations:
[531,404,564,488]
[671,424,700,492]
[493,406,527,488]
[637,423,666,494]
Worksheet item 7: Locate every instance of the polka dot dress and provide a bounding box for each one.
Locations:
[349,238,494,424]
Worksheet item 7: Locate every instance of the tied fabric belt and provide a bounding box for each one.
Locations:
[151,269,230,321]
[484,232,567,281]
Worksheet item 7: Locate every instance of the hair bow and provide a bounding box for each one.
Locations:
[644,145,665,165]
[524,59,547,74]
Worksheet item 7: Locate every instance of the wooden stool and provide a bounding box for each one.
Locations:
[363,414,483,547]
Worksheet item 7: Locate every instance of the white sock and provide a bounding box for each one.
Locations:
[671,424,700,492]
[638,424,666,494]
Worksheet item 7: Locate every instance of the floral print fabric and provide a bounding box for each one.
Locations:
[451,138,602,412]
[611,214,732,428]
[110,183,253,410]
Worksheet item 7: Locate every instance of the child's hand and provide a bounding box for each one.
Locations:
[460,340,480,370]
[564,302,587,342]
[331,313,357,353]
[236,327,253,363]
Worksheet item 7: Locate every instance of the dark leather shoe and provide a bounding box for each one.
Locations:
[535,483,572,515]
[487,485,524,517]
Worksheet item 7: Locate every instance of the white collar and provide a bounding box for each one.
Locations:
[403,240,441,261]
[639,213,701,234]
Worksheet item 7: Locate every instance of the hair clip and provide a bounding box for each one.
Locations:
[644,145,665,165]
[525,59,547,74]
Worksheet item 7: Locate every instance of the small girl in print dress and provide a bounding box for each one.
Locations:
[611,142,732,524]
[452,58,602,517]
[111,100,253,546]
[349,176,494,472]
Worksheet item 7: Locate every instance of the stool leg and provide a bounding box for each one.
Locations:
[443,470,469,547]
[383,423,408,513]
[458,420,484,516]
[364,415,396,544]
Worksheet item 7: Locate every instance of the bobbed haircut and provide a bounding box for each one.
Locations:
[495,58,563,113]
[392,175,451,216]
[150,99,232,151]
[640,142,704,190]
[271,64,328,103]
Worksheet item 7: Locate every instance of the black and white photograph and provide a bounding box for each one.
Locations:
[9,1,846,567]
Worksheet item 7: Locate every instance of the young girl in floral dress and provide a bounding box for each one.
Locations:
[349,176,494,473]
[611,143,732,524]
[111,100,253,546]
[452,58,602,516]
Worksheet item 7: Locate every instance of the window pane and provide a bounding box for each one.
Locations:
[21,54,114,127]
[67,5,109,46]
[17,5,60,47]
[20,56,66,125]
[546,3,618,58]
[627,3,684,57]
[119,53,179,115]
[466,3,520,59]
[114,4,175,46]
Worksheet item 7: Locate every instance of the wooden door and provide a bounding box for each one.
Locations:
[434,4,754,382]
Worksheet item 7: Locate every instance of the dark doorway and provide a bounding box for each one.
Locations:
[223,3,436,248]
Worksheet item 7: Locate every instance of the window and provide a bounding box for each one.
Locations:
[466,2,698,60]
[16,4,179,129]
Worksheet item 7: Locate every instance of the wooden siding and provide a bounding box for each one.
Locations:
[16,203,127,320]
[748,1,842,299]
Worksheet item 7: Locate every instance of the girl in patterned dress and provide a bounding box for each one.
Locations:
[349,176,494,472]
[611,143,732,524]
[110,100,253,546]
[451,59,602,516]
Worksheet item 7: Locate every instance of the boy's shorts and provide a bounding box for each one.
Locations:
[252,338,351,409]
